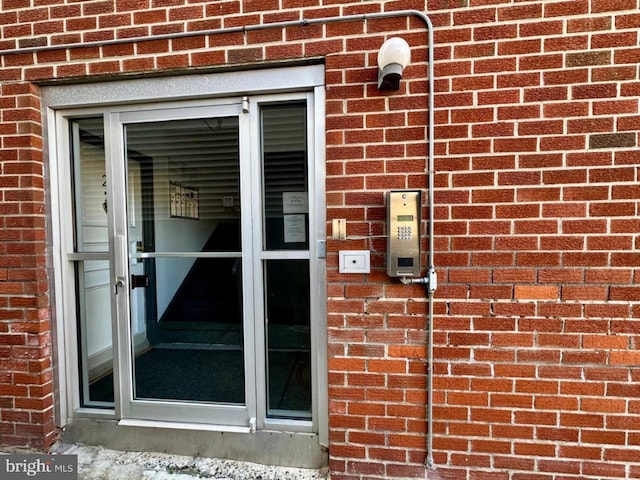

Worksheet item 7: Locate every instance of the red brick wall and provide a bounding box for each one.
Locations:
[0,80,56,449]
[1,1,639,479]
[426,2,640,479]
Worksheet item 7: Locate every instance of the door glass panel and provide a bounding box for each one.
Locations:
[262,104,308,251]
[70,118,114,407]
[265,259,311,418]
[261,102,311,419]
[125,117,245,404]
[72,118,109,252]
[76,260,114,406]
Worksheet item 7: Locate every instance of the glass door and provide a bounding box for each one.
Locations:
[64,94,319,429]
[113,104,255,425]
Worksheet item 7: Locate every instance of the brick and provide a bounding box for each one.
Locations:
[568,117,614,134]
[453,7,497,26]
[478,89,520,106]
[451,74,494,92]
[562,286,608,301]
[453,42,496,60]
[523,87,567,104]
[591,65,634,82]
[592,0,638,13]
[612,219,640,234]
[18,36,47,49]
[603,448,640,465]
[589,132,636,149]
[498,39,541,56]
[562,350,607,364]
[494,137,538,153]
[607,382,640,397]
[610,287,640,302]
[545,35,589,53]
[562,219,606,234]
[614,47,640,65]
[592,31,638,49]
[492,268,537,283]
[474,57,517,76]
[573,83,619,100]
[544,0,589,17]
[537,427,578,442]
[498,3,542,21]
[566,51,611,67]
[618,115,640,132]
[520,53,564,72]
[616,12,640,29]
[563,319,609,334]
[520,20,563,37]
[518,119,566,136]
[493,333,534,348]
[562,186,609,199]
[497,104,540,120]
[514,286,558,300]
[496,204,540,219]
[582,429,626,445]
[568,16,612,33]
[590,202,635,217]
[588,235,632,250]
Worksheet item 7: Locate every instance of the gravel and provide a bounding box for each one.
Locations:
[53,443,329,480]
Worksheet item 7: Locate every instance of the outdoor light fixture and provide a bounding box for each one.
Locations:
[377,37,411,90]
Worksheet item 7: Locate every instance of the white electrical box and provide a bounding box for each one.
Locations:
[339,250,371,274]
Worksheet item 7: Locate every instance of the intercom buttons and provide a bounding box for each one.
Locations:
[397,225,412,241]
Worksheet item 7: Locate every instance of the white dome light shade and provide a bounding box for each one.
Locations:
[377,37,411,70]
[377,37,411,90]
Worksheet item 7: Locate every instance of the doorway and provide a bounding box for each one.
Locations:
[57,92,323,431]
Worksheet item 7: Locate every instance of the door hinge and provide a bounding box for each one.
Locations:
[242,96,249,113]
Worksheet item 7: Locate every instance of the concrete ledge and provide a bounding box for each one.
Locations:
[61,418,328,469]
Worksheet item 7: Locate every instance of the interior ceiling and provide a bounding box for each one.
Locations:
[75,107,308,217]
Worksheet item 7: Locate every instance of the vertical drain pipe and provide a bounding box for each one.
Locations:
[4,9,437,470]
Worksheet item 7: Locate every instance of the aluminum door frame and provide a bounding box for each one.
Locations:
[44,65,327,445]
[110,102,254,426]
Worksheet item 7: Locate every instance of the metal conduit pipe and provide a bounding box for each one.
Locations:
[2,9,437,470]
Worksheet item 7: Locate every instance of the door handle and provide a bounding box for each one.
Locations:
[113,279,124,295]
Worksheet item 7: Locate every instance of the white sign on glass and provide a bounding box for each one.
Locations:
[282,192,308,214]
[284,214,306,243]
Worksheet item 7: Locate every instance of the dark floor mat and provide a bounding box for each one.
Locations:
[89,348,311,413]
[89,348,244,404]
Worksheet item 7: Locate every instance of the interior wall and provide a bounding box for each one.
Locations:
[152,159,219,317]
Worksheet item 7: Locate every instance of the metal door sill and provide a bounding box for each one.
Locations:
[118,418,251,434]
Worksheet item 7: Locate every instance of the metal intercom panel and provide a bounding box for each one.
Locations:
[387,190,421,277]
